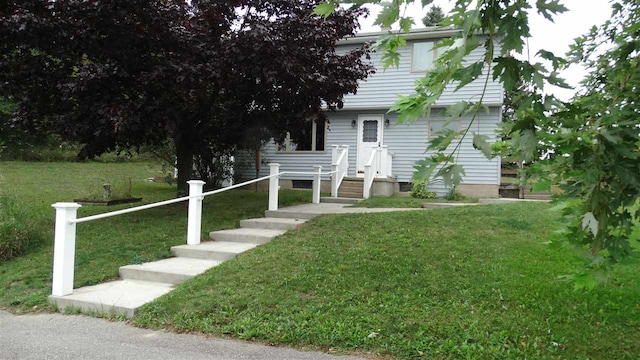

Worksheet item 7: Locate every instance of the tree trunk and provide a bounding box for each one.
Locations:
[174,134,195,196]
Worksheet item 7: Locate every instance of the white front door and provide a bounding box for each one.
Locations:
[356,114,384,176]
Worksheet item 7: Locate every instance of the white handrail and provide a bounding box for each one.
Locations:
[53,161,338,297]
[363,149,378,199]
[330,145,349,197]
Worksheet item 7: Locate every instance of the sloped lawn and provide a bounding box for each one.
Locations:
[0,161,311,311]
[135,203,640,359]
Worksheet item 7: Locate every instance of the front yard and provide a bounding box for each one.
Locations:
[1,161,639,359]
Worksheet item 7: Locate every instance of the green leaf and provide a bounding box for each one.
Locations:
[532,180,551,192]
[375,2,401,27]
[452,62,484,90]
[519,129,538,161]
[312,2,337,18]
[581,212,599,237]
[421,0,434,7]
[472,133,493,159]
[435,164,465,188]
[399,17,414,33]
[427,129,456,152]
[536,0,569,22]
[571,272,597,291]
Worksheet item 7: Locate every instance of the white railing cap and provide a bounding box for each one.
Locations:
[52,202,82,209]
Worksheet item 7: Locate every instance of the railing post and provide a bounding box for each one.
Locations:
[363,164,371,199]
[331,145,339,164]
[380,146,388,177]
[269,163,280,211]
[312,165,322,204]
[331,163,338,198]
[187,180,206,245]
[51,202,82,297]
[342,145,349,174]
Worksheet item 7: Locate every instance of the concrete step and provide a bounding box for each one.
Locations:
[339,183,364,190]
[320,197,362,204]
[119,257,220,285]
[264,210,319,220]
[209,228,286,244]
[171,241,257,261]
[239,217,307,231]
[338,191,363,199]
[49,280,174,318]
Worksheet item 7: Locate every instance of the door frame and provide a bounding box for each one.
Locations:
[356,114,384,176]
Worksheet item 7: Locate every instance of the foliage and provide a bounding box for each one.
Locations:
[422,5,445,27]
[135,203,640,359]
[444,187,468,202]
[0,0,374,192]
[409,181,437,199]
[0,194,44,261]
[318,0,640,270]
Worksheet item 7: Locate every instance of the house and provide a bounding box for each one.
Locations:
[235,27,503,198]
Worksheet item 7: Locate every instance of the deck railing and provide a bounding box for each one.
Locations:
[330,145,349,197]
[50,163,330,297]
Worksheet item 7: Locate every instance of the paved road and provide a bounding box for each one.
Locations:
[0,311,363,360]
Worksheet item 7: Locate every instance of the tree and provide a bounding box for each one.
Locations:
[0,0,373,193]
[422,5,445,27]
[317,0,640,280]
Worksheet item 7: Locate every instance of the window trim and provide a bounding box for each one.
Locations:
[277,120,327,153]
[411,41,437,73]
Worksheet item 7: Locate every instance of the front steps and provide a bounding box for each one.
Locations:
[49,217,306,318]
[338,178,364,198]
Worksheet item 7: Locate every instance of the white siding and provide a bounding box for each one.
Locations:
[340,37,503,109]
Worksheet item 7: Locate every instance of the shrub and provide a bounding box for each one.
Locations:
[445,187,468,202]
[410,181,437,199]
[0,194,44,261]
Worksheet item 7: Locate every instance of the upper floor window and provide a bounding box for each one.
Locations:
[411,41,436,72]
[279,119,327,152]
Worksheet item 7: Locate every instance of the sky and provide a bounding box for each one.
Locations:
[356,0,613,101]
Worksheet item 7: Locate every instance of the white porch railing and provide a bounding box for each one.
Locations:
[330,145,349,197]
[363,145,392,199]
[50,163,331,297]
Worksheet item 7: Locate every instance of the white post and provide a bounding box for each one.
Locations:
[269,163,280,211]
[331,163,338,198]
[376,147,383,176]
[380,146,388,177]
[312,165,322,204]
[331,145,339,164]
[342,145,350,174]
[51,202,82,297]
[187,180,206,245]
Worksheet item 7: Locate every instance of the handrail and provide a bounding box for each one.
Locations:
[72,174,280,224]
[363,149,378,199]
[51,162,330,297]
[330,145,349,197]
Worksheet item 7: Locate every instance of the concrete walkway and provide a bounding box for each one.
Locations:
[0,311,363,360]
[266,201,429,219]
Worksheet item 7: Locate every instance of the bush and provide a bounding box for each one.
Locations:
[410,181,437,199]
[0,194,44,261]
[445,187,468,202]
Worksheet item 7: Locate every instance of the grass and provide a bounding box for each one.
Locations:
[134,203,640,359]
[0,161,311,311]
[353,195,478,208]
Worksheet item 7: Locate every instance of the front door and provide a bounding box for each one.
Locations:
[356,114,384,176]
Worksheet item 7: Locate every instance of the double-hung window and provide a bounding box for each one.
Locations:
[411,41,436,72]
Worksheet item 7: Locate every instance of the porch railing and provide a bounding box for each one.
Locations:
[51,163,329,297]
[363,145,391,199]
[330,145,349,197]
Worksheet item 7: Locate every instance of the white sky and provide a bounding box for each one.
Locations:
[356,0,613,101]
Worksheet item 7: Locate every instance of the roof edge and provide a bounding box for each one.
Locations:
[339,27,461,45]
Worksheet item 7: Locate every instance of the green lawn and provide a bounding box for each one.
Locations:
[0,161,311,311]
[353,196,478,208]
[134,203,640,359]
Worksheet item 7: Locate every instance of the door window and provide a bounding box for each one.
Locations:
[362,120,378,142]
